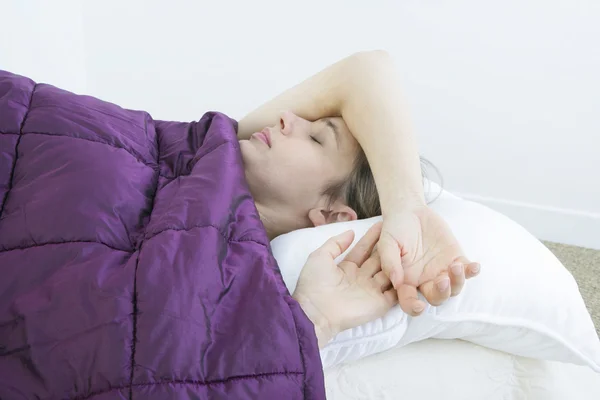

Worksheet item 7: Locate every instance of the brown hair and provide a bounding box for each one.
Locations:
[324,149,438,219]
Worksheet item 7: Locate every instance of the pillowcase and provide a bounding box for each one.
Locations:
[270,182,600,371]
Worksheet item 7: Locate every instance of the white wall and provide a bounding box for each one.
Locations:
[0,0,87,93]
[1,0,599,249]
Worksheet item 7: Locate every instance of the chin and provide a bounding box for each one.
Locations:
[242,165,263,197]
[239,141,254,165]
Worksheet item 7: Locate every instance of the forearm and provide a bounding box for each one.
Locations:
[237,54,354,140]
[339,51,425,212]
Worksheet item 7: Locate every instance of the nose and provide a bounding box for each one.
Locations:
[278,110,297,136]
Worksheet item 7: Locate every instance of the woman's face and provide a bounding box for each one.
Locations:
[240,111,359,232]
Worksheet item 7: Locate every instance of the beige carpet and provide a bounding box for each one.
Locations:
[543,241,600,336]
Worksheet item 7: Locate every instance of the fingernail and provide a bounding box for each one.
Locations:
[451,263,463,275]
[413,302,425,314]
[436,277,450,292]
[390,271,397,289]
[471,263,481,275]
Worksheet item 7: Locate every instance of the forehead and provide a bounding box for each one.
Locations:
[314,118,359,178]
[317,117,357,150]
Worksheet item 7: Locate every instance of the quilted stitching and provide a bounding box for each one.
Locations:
[0,71,325,400]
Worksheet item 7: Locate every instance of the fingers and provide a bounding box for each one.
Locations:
[371,289,399,321]
[421,260,481,306]
[343,222,382,266]
[418,273,451,306]
[378,232,404,289]
[397,283,427,316]
[373,271,392,292]
[383,289,399,307]
[447,259,481,296]
[311,230,355,261]
[449,263,465,296]
[448,257,480,296]
[359,250,381,277]
[465,262,481,279]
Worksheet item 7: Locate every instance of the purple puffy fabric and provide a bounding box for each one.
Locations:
[0,70,325,399]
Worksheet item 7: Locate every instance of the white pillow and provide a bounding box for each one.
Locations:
[271,182,600,371]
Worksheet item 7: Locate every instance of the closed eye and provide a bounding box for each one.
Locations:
[310,135,321,145]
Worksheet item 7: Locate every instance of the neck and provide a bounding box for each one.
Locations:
[254,201,281,241]
[254,200,311,240]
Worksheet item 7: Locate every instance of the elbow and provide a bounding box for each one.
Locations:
[346,50,395,76]
[349,50,394,66]
[336,50,398,108]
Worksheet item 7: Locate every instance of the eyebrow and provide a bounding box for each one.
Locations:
[323,118,341,150]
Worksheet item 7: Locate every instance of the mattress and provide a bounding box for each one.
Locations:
[324,339,600,400]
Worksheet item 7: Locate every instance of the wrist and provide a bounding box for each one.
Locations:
[293,292,338,349]
[381,193,426,217]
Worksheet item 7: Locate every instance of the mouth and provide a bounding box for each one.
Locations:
[251,128,272,148]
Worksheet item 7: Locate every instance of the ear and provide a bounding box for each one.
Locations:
[308,202,358,227]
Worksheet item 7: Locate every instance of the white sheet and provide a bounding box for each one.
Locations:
[324,339,600,400]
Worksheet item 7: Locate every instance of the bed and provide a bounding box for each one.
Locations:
[324,338,600,399]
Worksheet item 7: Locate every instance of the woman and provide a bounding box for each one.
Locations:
[237,50,481,347]
[0,51,481,398]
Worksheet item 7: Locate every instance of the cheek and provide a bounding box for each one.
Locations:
[272,148,326,193]
[283,148,323,177]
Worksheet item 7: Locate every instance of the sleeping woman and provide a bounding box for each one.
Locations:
[0,50,481,398]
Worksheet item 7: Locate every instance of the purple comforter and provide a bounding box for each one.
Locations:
[0,71,325,399]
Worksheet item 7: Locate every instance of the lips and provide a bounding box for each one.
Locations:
[252,129,271,147]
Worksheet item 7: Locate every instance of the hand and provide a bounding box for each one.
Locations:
[293,222,397,348]
[377,205,481,316]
